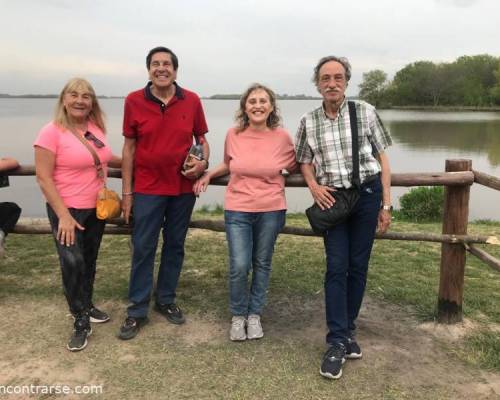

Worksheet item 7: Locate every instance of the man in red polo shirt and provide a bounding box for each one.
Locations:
[118,46,209,340]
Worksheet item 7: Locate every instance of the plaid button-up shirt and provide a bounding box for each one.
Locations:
[295,99,392,188]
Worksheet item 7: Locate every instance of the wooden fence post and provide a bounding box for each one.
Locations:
[437,159,472,323]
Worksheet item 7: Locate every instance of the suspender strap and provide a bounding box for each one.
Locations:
[69,129,104,180]
[347,101,360,188]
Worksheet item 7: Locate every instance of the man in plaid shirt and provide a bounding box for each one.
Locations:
[295,56,393,380]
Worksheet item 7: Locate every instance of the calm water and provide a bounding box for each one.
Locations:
[1,98,500,220]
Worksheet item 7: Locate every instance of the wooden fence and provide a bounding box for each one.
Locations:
[3,159,500,324]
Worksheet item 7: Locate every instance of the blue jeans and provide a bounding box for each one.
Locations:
[127,193,196,318]
[323,177,382,345]
[225,210,286,316]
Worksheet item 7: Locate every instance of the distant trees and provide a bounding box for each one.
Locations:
[359,54,500,107]
[358,70,388,108]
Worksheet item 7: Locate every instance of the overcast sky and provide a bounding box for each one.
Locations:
[0,0,498,97]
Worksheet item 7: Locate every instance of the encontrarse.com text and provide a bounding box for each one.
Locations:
[0,384,103,395]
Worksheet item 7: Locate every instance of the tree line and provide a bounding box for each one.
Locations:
[358,54,500,108]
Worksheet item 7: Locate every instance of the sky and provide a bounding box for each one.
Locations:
[0,0,498,97]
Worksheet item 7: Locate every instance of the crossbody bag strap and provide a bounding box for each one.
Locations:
[68,129,105,181]
[348,101,360,188]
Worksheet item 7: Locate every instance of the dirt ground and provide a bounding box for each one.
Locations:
[0,295,499,399]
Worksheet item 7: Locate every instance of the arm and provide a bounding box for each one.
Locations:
[0,157,20,172]
[193,161,229,196]
[300,163,335,210]
[34,147,84,246]
[108,154,122,169]
[121,137,136,224]
[376,151,391,233]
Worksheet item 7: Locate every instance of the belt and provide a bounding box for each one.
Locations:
[362,173,380,185]
[331,173,380,190]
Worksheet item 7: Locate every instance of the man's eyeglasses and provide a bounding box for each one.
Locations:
[84,131,105,148]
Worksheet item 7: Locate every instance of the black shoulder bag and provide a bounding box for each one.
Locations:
[305,101,361,234]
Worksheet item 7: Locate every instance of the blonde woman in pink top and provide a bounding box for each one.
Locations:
[34,78,121,352]
[194,83,296,341]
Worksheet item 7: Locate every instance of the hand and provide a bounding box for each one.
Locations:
[193,173,210,196]
[57,214,84,247]
[182,158,207,180]
[310,183,336,210]
[377,209,391,234]
[122,194,133,224]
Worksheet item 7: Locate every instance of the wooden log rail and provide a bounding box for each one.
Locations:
[12,217,500,244]
[5,165,475,187]
[3,160,500,325]
[473,169,500,191]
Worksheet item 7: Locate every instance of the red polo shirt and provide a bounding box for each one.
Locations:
[123,82,208,195]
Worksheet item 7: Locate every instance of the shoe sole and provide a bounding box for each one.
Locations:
[247,333,264,340]
[230,335,247,341]
[319,357,345,379]
[72,314,110,324]
[67,328,92,352]
[319,368,343,379]
[90,315,110,323]
[345,352,363,359]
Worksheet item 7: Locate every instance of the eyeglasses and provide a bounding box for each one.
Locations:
[84,131,105,148]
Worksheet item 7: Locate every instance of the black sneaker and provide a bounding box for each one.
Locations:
[154,303,185,325]
[345,337,362,359]
[67,315,92,352]
[89,306,110,323]
[118,316,148,340]
[320,342,346,379]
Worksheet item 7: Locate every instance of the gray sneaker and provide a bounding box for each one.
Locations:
[247,314,264,340]
[229,316,246,341]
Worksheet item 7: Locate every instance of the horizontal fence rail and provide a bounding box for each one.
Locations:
[12,217,500,245]
[7,166,475,187]
[473,169,500,191]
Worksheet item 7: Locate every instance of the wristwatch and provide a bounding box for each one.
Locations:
[381,204,393,211]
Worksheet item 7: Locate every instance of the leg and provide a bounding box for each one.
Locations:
[248,210,286,315]
[346,178,382,333]
[156,193,196,305]
[46,204,92,317]
[127,194,166,318]
[324,221,350,346]
[225,210,253,316]
[0,202,21,235]
[82,212,105,310]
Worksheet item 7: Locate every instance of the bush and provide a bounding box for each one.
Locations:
[398,186,444,222]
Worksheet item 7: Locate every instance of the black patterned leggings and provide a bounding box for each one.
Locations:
[47,204,105,316]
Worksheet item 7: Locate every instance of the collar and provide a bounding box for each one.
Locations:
[321,97,347,120]
[144,81,185,104]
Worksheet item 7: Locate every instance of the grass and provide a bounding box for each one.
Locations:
[1,214,499,398]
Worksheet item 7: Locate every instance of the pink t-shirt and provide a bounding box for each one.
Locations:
[34,121,113,209]
[224,127,297,212]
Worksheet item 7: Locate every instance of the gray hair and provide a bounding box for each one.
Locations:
[312,56,352,86]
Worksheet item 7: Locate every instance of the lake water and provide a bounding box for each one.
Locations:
[1,98,500,220]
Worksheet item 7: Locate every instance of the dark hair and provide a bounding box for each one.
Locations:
[146,46,178,70]
[234,83,281,133]
[312,56,351,86]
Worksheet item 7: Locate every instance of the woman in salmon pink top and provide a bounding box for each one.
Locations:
[34,78,121,352]
[194,83,296,341]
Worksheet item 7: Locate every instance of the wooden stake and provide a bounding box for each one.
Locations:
[438,159,472,324]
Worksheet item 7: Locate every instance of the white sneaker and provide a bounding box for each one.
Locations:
[230,316,247,341]
[247,314,264,340]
